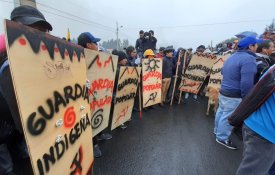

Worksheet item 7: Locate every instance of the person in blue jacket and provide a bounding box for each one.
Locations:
[236,65,274,175]
[214,36,262,150]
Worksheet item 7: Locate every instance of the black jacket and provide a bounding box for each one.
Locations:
[135,38,144,53]
[162,56,175,79]
[142,36,157,51]
[255,53,272,83]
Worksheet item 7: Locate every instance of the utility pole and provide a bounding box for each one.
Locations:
[116,21,123,50]
[116,21,119,50]
[14,0,36,7]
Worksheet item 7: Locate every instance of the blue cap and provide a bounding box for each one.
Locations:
[238,36,263,49]
[83,32,100,43]
[78,32,101,48]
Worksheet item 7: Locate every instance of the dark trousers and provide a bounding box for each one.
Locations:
[236,124,275,175]
[0,144,13,175]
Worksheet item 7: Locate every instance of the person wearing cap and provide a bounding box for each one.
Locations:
[135,30,145,58]
[255,40,275,82]
[0,5,53,175]
[214,36,262,150]
[160,47,176,106]
[78,32,113,158]
[155,47,165,58]
[78,32,101,51]
[10,5,52,32]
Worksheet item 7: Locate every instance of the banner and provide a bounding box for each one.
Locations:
[208,55,229,90]
[5,20,93,175]
[111,66,141,130]
[142,58,163,107]
[179,53,217,94]
[85,49,118,137]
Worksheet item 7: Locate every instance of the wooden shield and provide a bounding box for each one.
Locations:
[4,20,93,175]
[179,53,217,94]
[85,49,118,137]
[142,58,162,107]
[208,55,229,90]
[111,66,141,130]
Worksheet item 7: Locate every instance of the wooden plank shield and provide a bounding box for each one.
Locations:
[208,55,229,90]
[111,66,141,130]
[179,53,217,94]
[85,49,118,137]
[4,20,93,175]
[142,58,162,107]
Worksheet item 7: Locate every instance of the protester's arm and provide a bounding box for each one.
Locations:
[240,62,257,97]
[0,66,23,133]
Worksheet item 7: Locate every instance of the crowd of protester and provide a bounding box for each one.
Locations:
[0,5,274,175]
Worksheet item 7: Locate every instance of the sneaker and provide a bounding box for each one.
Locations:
[120,124,127,129]
[216,139,237,150]
[94,144,102,158]
[97,133,112,141]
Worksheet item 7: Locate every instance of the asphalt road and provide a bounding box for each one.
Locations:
[93,97,243,175]
[13,96,243,175]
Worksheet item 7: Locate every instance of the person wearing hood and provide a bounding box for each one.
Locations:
[255,40,274,82]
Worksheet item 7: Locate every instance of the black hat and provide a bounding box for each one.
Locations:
[117,51,127,62]
[159,47,165,52]
[139,30,144,34]
[164,47,175,54]
[197,45,206,50]
[11,5,52,31]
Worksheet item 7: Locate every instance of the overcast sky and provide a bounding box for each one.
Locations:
[0,0,274,49]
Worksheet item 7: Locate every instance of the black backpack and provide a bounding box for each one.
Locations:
[228,65,275,127]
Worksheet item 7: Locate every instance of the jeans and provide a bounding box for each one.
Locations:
[214,94,241,141]
[236,124,275,175]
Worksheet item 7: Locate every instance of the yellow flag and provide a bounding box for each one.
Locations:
[66,28,70,41]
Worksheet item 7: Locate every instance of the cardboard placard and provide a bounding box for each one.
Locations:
[208,55,229,90]
[85,49,118,137]
[5,20,93,175]
[142,58,162,107]
[179,53,217,94]
[111,66,141,130]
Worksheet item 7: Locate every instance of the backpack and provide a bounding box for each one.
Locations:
[228,65,275,127]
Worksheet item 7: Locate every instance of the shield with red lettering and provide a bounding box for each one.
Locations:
[85,49,118,137]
